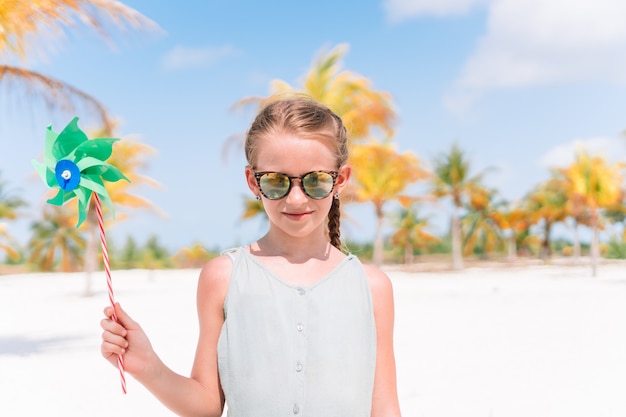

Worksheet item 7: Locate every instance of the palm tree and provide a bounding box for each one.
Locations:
[139,235,171,270]
[0,1,158,133]
[173,242,216,269]
[564,191,592,262]
[491,203,532,261]
[0,173,27,261]
[564,150,623,276]
[116,235,140,269]
[390,199,439,264]
[524,174,569,260]
[104,138,163,214]
[431,144,489,270]
[461,186,505,259]
[270,44,395,141]
[226,43,396,158]
[350,141,429,265]
[28,205,86,272]
[0,173,27,219]
[240,195,266,221]
[0,222,20,262]
[604,189,626,242]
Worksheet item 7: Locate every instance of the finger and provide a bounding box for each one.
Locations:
[113,302,139,329]
[101,328,129,355]
[100,317,127,338]
[101,339,126,357]
[103,305,114,318]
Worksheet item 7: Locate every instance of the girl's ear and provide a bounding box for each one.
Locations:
[245,167,260,196]
[335,164,352,193]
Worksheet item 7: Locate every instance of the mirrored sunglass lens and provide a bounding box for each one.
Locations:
[260,173,290,199]
[302,172,334,198]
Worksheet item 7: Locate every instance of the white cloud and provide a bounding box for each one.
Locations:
[457,0,626,89]
[161,45,239,71]
[539,136,626,169]
[394,0,626,110]
[383,0,485,21]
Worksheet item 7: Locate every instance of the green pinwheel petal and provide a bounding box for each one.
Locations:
[79,175,109,198]
[98,191,115,215]
[52,117,88,161]
[74,186,87,205]
[46,189,65,206]
[47,189,76,206]
[80,175,117,216]
[31,160,46,182]
[46,167,57,188]
[72,138,119,161]
[74,187,91,228]
[101,165,130,183]
[32,160,57,188]
[76,158,130,183]
[76,156,108,171]
[76,205,87,228]
[44,126,59,169]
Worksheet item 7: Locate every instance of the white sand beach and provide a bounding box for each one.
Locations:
[1,261,625,417]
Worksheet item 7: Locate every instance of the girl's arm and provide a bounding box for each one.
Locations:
[100,255,232,417]
[364,265,402,417]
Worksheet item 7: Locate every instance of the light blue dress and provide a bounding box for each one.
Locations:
[217,248,377,417]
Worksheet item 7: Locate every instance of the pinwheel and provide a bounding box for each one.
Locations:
[32,117,129,394]
[32,117,128,227]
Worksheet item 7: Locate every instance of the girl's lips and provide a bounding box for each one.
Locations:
[283,211,312,221]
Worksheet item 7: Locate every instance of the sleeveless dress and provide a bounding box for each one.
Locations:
[217,248,377,417]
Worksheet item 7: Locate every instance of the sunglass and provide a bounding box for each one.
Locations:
[254,171,339,200]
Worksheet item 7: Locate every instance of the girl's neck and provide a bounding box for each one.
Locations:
[253,231,332,263]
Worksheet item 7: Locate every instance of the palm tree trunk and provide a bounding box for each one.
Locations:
[373,207,384,266]
[405,243,414,265]
[507,232,517,261]
[451,208,463,270]
[591,209,599,277]
[573,220,581,264]
[541,221,552,261]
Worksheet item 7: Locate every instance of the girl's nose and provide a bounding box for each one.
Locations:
[285,178,308,203]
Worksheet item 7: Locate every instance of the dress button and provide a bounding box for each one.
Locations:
[295,362,303,372]
[297,288,305,295]
[296,323,304,332]
[293,404,300,414]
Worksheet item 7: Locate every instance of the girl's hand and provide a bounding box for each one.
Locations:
[100,303,157,379]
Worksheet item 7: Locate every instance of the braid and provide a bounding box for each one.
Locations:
[327,197,343,252]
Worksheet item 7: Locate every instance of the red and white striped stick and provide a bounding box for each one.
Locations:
[94,193,127,394]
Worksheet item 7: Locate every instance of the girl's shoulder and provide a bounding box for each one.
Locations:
[201,251,237,279]
[359,263,395,308]
[196,252,236,305]
[359,262,392,289]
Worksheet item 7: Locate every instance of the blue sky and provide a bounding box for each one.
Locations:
[2,0,626,253]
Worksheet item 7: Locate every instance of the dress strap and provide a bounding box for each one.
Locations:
[220,247,240,263]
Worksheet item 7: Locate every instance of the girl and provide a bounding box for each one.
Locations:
[100,97,402,416]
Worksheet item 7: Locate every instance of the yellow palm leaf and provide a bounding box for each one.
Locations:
[566,150,623,210]
[350,141,428,206]
[0,0,159,58]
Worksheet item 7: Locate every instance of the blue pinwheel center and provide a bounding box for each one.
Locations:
[55,160,81,191]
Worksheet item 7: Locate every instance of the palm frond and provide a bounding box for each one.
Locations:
[0,65,115,132]
[0,0,160,59]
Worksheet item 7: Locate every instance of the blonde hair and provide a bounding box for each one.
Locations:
[245,96,348,250]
